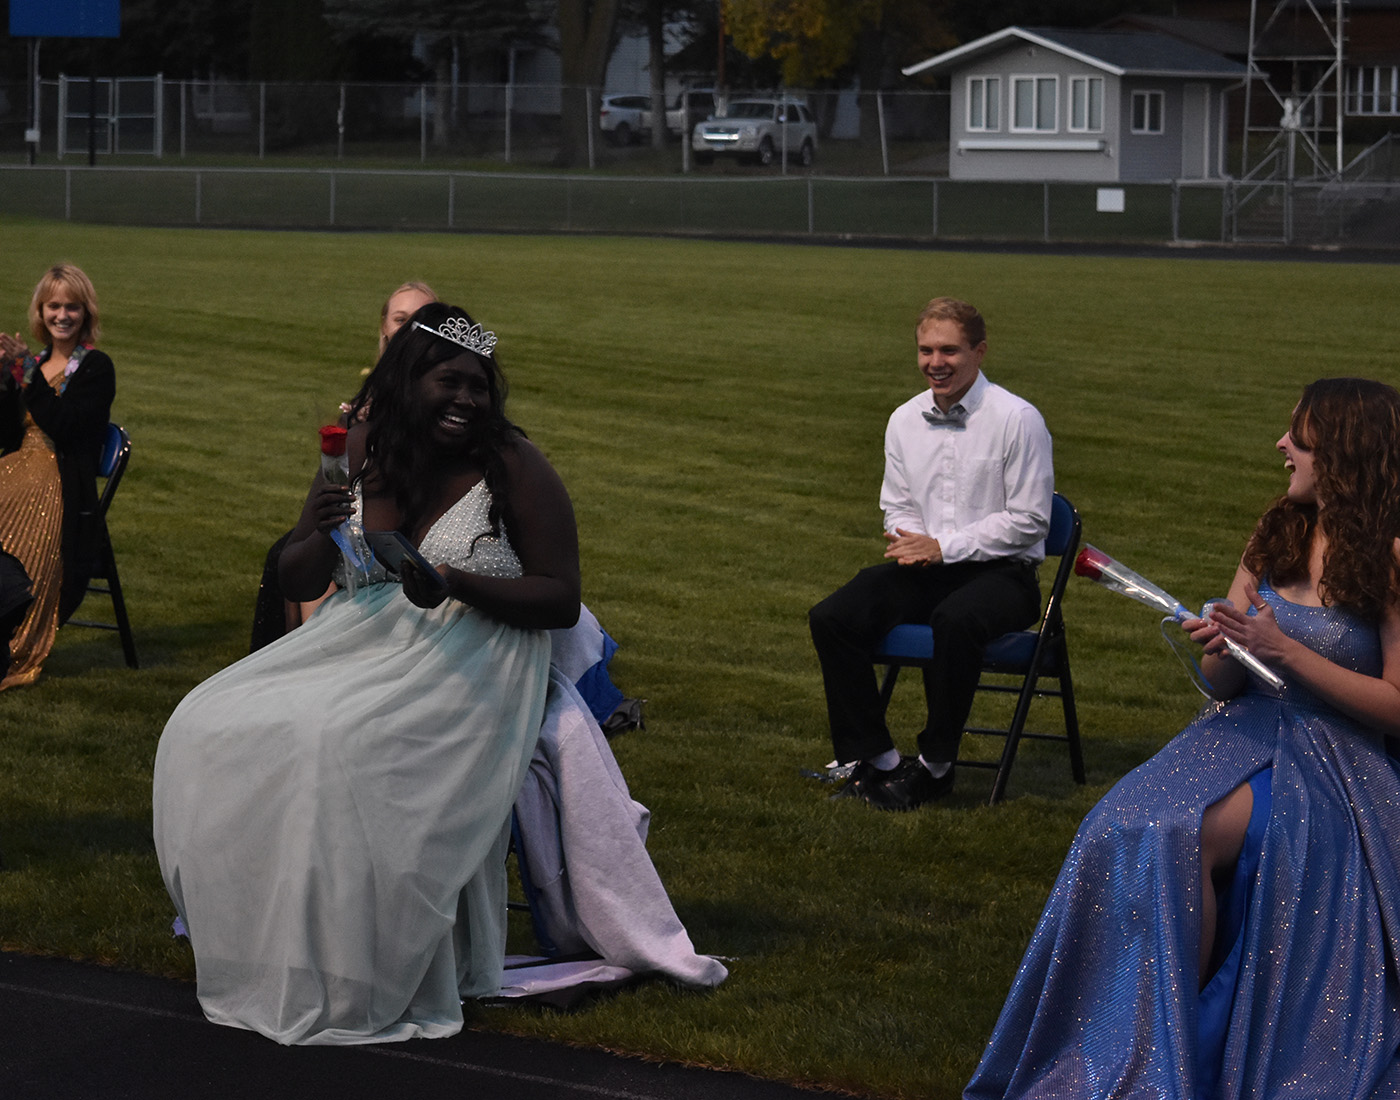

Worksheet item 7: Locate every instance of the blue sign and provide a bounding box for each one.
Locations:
[10,0,121,38]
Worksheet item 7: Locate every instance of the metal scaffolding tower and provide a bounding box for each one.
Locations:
[1241,0,1348,179]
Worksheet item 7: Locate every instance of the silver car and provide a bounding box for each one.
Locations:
[691,99,817,167]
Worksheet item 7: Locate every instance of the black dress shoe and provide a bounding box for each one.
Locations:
[864,758,954,811]
[829,759,890,801]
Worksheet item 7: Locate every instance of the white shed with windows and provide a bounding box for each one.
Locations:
[904,26,1248,182]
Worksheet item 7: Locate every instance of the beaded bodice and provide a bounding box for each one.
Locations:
[336,480,521,589]
[417,481,522,577]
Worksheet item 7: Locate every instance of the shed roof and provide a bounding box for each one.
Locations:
[902,26,1250,81]
[1099,15,1252,58]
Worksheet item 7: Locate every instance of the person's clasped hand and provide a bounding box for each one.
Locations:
[399,560,451,609]
[1207,582,1292,665]
[884,528,942,566]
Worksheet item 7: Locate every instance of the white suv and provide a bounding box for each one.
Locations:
[666,89,718,137]
[599,94,653,145]
[691,99,817,167]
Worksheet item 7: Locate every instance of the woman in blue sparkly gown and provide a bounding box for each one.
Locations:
[966,378,1400,1100]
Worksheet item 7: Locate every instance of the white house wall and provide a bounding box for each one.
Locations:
[1118,78,1181,180]
[949,45,1122,182]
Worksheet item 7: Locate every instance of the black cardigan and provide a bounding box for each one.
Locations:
[0,348,116,622]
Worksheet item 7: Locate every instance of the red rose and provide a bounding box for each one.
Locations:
[319,424,348,457]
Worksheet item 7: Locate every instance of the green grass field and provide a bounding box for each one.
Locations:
[1,220,1398,1098]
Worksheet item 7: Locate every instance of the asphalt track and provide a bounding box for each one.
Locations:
[0,951,834,1100]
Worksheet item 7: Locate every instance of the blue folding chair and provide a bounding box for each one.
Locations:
[875,492,1084,805]
[66,422,138,668]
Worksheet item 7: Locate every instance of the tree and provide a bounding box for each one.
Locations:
[724,0,896,87]
[724,0,1170,90]
[251,0,342,81]
[552,0,624,165]
[21,0,257,78]
[322,0,549,143]
[616,0,711,148]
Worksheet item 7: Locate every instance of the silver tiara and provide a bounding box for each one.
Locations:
[413,317,497,358]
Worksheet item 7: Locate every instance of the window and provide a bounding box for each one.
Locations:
[1349,66,1400,115]
[1069,76,1103,132]
[967,76,1001,131]
[1130,90,1164,134]
[1011,76,1058,132]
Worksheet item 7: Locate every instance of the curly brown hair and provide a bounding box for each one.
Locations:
[1243,378,1400,619]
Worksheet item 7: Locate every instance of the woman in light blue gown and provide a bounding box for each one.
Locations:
[967,378,1400,1099]
[154,303,580,1045]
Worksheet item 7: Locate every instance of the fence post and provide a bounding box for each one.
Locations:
[681,90,691,173]
[154,73,164,158]
[877,91,889,176]
[504,79,513,164]
[587,87,596,170]
[258,82,266,159]
[781,94,789,175]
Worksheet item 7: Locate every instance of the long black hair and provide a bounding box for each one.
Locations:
[346,302,523,541]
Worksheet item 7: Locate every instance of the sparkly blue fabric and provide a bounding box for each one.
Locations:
[966,582,1400,1099]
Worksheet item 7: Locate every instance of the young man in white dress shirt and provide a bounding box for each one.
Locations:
[809,297,1054,810]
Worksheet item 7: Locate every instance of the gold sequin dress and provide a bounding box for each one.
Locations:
[153,480,550,1045]
[0,411,64,690]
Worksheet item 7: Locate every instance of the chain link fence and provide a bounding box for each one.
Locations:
[0,77,948,176]
[0,166,1228,241]
[4,77,1400,246]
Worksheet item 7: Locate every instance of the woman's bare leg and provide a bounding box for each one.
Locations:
[1199,782,1254,987]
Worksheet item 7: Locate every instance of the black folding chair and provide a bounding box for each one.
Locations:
[66,422,138,668]
[874,492,1084,805]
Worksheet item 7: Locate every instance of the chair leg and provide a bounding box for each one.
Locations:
[99,538,139,669]
[988,669,1040,806]
[1059,656,1084,785]
[107,572,138,669]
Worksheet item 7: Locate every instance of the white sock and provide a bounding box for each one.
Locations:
[868,748,901,772]
[919,755,951,779]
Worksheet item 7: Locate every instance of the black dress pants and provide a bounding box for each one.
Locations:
[809,558,1040,765]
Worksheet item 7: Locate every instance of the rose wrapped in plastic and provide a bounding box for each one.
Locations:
[316,424,369,588]
[1074,544,1284,691]
[318,424,348,486]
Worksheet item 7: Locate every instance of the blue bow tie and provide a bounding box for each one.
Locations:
[923,404,967,428]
